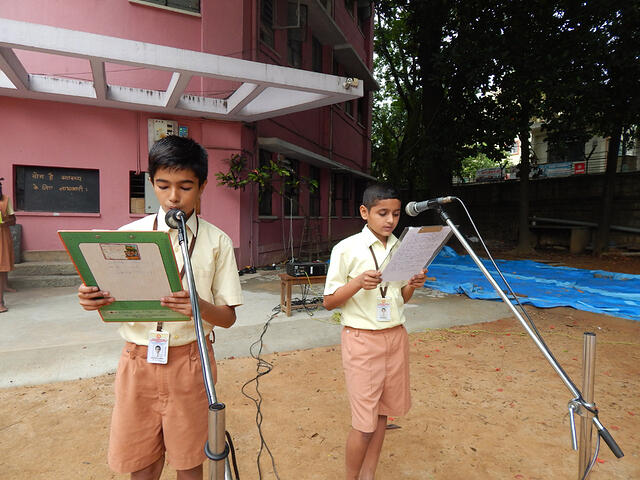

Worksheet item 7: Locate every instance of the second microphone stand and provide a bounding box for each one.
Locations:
[429,202,623,477]
[173,212,237,480]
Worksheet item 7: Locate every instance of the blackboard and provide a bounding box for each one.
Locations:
[15,166,100,213]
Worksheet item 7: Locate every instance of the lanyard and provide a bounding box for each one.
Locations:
[369,245,388,298]
[153,213,198,331]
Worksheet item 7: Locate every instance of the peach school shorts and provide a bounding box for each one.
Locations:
[108,339,217,473]
[341,324,411,433]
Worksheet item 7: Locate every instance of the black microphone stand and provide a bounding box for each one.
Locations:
[428,201,623,476]
[172,212,237,480]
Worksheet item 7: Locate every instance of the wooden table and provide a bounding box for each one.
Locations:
[279,273,326,317]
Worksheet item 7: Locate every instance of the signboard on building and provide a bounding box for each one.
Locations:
[537,162,573,178]
[573,162,586,175]
[475,167,503,182]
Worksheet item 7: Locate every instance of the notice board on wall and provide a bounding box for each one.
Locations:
[15,166,100,213]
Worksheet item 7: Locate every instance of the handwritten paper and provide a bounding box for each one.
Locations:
[79,242,172,301]
[381,226,452,282]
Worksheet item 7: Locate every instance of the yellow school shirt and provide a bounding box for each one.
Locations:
[324,225,407,330]
[116,208,243,346]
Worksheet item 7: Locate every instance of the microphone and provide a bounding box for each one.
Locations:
[405,196,455,216]
[165,208,186,229]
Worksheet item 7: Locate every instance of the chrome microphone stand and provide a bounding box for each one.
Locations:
[424,200,623,477]
[169,210,237,480]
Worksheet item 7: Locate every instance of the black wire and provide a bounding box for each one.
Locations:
[226,430,241,479]
[580,431,601,480]
[239,278,324,479]
[297,282,324,316]
[240,309,281,480]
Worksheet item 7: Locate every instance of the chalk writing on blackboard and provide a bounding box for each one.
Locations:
[17,166,100,213]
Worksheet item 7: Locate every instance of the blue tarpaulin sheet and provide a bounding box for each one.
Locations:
[425,247,640,321]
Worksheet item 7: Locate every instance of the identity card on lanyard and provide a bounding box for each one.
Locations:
[369,246,392,322]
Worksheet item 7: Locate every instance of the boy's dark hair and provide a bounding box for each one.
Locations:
[362,183,400,209]
[148,136,208,185]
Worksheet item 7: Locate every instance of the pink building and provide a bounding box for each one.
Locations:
[0,0,376,266]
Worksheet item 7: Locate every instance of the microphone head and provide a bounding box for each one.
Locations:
[405,202,418,217]
[165,208,185,229]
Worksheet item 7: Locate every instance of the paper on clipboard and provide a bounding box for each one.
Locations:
[78,242,171,301]
[381,226,452,282]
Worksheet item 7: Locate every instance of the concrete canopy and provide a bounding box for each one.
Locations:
[258,137,375,180]
[0,18,363,122]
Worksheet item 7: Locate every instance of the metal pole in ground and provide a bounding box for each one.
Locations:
[578,332,597,478]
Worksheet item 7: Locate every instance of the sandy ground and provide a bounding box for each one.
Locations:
[1,252,639,479]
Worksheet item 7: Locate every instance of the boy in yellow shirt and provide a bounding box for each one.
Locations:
[78,136,242,480]
[324,184,426,480]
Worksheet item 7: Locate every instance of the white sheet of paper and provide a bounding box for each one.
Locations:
[79,242,173,301]
[381,226,452,282]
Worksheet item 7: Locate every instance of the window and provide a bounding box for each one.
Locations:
[284,158,299,216]
[548,138,585,163]
[312,36,323,73]
[132,0,200,14]
[357,2,372,32]
[333,59,340,76]
[260,0,275,48]
[330,172,338,216]
[354,178,367,216]
[357,96,366,125]
[258,150,273,216]
[129,171,146,214]
[287,3,307,68]
[309,166,321,216]
[345,99,353,117]
[344,0,354,17]
[341,175,352,216]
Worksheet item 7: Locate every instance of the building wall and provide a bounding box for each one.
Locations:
[1,0,375,266]
[0,96,245,253]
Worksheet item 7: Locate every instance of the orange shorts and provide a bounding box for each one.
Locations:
[341,325,411,433]
[108,340,217,473]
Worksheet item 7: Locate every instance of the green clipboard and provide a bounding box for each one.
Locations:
[58,230,190,323]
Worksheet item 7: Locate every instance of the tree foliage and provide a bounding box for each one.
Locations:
[373,0,640,253]
[215,154,317,198]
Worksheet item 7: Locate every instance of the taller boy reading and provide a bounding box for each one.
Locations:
[323,184,427,480]
[78,136,243,480]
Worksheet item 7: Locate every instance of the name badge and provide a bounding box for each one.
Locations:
[147,330,170,364]
[376,298,391,322]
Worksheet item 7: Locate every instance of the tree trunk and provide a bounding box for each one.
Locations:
[515,128,533,254]
[594,129,621,255]
[412,0,450,196]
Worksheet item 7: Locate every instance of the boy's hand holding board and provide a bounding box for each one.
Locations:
[59,230,190,322]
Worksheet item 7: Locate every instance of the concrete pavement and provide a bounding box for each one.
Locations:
[0,269,512,388]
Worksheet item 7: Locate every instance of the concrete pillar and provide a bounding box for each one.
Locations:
[570,227,590,254]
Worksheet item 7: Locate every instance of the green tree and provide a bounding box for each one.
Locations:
[372,2,423,196]
[458,153,501,182]
[373,1,639,253]
[215,153,318,209]
[542,3,640,254]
